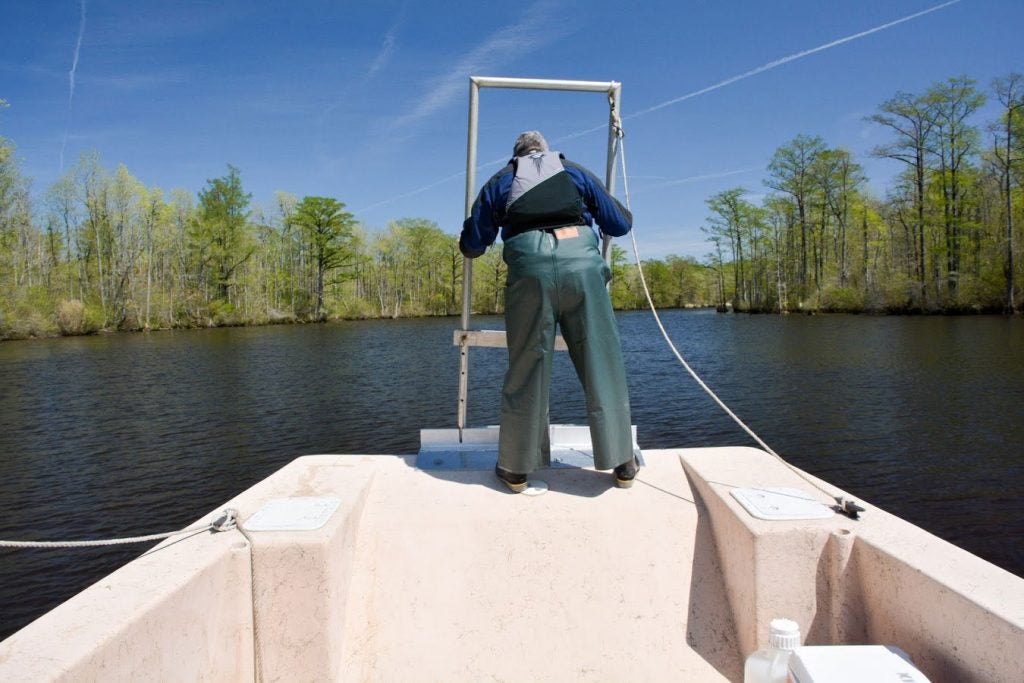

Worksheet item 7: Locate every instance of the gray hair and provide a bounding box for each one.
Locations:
[512,130,549,157]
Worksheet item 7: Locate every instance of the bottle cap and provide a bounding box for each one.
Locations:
[769,618,801,650]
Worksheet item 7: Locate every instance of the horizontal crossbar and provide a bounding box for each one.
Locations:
[470,76,619,93]
[454,329,568,351]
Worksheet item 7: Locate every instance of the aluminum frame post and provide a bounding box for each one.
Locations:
[602,82,621,264]
[457,80,481,440]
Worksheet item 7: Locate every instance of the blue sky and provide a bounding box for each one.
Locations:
[1,0,1022,259]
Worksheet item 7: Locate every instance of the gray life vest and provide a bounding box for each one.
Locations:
[504,151,584,234]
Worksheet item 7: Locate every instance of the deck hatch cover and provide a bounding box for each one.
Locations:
[244,497,341,531]
[730,487,834,521]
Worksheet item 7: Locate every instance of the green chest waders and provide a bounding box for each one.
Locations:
[498,226,634,474]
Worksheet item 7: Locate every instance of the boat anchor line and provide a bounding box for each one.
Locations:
[0,509,238,548]
[611,105,863,518]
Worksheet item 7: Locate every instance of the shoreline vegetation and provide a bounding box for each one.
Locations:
[2,73,1022,342]
[1,300,1017,344]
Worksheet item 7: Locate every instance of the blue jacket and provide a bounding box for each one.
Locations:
[459,152,632,258]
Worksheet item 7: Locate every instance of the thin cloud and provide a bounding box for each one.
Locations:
[319,9,405,122]
[60,0,87,171]
[389,0,570,130]
[68,2,85,107]
[78,71,188,91]
[620,228,712,262]
[367,22,400,79]
[351,155,510,216]
[354,170,466,216]
[0,60,62,78]
[350,0,572,213]
[632,166,763,194]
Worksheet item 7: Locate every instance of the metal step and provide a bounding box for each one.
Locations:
[416,424,642,470]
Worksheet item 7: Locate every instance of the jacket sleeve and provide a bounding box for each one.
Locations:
[459,165,513,258]
[564,161,632,237]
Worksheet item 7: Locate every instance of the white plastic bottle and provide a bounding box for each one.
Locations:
[743,618,801,683]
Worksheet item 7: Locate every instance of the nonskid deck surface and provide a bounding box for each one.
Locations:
[337,453,739,682]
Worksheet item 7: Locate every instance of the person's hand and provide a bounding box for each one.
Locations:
[459,234,485,259]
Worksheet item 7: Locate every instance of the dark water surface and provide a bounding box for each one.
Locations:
[1,311,1022,639]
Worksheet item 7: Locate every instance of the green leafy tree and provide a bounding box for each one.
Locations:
[140,185,173,330]
[764,195,797,311]
[925,76,985,298]
[705,188,762,309]
[0,134,20,279]
[368,227,405,318]
[767,134,827,300]
[0,131,33,331]
[45,171,82,300]
[107,164,147,329]
[868,93,937,306]
[811,148,865,289]
[73,152,112,325]
[609,243,635,308]
[291,196,356,321]
[168,188,197,322]
[703,233,729,310]
[990,73,1023,312]
[471,246,506,314]
[194,165,253,305]
[392,218,458,315]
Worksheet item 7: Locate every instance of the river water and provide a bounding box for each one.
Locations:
[1,310,1022,639]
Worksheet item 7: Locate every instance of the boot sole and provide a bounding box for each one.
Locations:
[615,476,636,489]
[500,479,529,493]
[495,464,529,493]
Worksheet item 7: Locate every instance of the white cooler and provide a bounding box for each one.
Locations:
[788,645,931,683]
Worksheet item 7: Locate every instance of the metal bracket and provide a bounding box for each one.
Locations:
[832,497,866,520]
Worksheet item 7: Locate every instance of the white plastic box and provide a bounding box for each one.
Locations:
[788,645,931,683]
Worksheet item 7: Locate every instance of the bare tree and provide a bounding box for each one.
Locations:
[767,135,826,300]
[868,93,937,307]
[925,76,985,299]
[990,73,1023,312]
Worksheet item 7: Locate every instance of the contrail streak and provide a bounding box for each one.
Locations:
[60,0,87,172]
[353,170,467,216]
[629,0,961,120]
[560,0,963,141]
[632,166,763,194]
[353,0,961,216]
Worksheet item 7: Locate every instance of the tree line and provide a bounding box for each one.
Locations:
[0,150,481,338]
[1,72,1021,340]
[0,123,714,339]
[702,74,1023,313]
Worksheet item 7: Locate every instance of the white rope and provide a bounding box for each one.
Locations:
[0,509,238,549]
[608,110,842,505]
[235,524,264,682]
